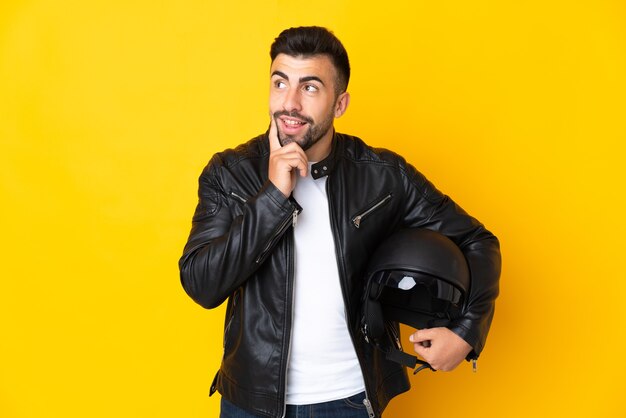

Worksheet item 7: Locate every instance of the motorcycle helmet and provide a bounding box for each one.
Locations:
[361,228,470,373]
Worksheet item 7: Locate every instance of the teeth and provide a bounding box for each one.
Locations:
[284,119,304,126]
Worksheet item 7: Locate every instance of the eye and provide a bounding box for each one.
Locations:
[303,84,319,93]
[274,80,287,89]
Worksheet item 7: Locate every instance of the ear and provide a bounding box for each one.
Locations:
[334,91,351,118]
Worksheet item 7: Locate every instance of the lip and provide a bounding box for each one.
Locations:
[279,116,308,133]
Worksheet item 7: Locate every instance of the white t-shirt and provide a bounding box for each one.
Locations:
[285,165,365,405]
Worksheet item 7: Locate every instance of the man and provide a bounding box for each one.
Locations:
[179,26,501,418]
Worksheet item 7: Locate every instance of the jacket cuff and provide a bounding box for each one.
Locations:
[447,320,482,360]
[257,180,298,214]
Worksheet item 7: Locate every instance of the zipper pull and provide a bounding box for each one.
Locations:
[362,398,375,418]
[292,210,298,227]
[394,337,402,350]
[472,358,478,373]
[353,215,362,228]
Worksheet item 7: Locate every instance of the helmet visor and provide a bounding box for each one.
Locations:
[377,270,464,305]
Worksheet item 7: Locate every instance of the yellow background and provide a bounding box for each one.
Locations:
[1,1,625,417]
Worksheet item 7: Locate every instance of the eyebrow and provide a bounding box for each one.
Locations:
[271,71,325,86]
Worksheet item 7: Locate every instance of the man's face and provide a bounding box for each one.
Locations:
[269,54,344,152]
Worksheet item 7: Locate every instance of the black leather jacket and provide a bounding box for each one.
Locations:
[179,132,501,417]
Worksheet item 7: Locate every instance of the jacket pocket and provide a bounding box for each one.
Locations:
[352,193,393,228]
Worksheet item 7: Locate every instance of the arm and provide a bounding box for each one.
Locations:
[400,161,501,368]
[179,121,308,309]
[179,160,298,309]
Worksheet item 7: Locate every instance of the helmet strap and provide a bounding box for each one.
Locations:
[384,346,435,374]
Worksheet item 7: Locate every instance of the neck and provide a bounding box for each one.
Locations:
[305,128,334,162]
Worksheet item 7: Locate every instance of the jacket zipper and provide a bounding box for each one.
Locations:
[255,209,298,264]
[229,190,247,204]
[327,179,379,417]
[280,232,297,418]
[363,398,376,418]
[223,291,239,349]
[251,198,299,415]
[386,321,403,351]
[352,193,392,228]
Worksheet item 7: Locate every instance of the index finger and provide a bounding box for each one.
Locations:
[268,116,281,152]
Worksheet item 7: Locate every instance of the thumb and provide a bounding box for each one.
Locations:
[409,329,434,344]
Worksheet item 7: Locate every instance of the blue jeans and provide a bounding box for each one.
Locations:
[220,392,371,418]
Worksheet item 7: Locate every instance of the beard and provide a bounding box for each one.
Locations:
[273,107,335,151]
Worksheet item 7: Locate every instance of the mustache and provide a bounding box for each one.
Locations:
[273,111,314,125]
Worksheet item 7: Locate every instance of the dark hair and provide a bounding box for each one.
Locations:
[270,26,350,95]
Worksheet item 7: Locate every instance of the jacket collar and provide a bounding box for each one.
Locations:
[311,131,340,179]
[263,130,341,180]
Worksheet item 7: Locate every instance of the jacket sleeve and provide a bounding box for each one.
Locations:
[178,154,298,309]
[400,160,501,359]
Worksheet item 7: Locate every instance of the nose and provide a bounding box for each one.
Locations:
[282,87,302,113]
